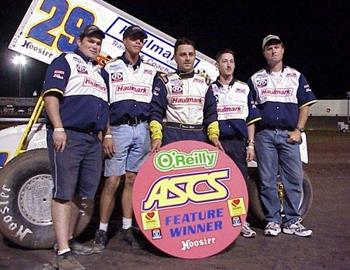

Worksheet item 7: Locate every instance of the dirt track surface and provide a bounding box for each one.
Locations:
[1,117,350,270]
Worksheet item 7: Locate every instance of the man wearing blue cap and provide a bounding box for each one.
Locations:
[93,25,158,251]
[43,25,108,269]
[248,34,317,237]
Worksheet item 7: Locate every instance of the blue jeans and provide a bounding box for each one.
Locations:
[104,122,150,176]
[255,129,303,225]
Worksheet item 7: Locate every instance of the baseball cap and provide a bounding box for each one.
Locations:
[123,25,148,39]
[262,34,282,49]
[79,25,105,39]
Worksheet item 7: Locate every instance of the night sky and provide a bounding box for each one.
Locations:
[1,0,349,99]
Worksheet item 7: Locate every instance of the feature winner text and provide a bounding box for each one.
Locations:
[165,208,223,251]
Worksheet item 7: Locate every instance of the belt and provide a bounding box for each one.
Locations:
[166,122,203,130]
[116,117,145,126]
[257,126,293,132]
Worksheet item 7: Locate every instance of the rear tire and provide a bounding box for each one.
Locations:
[0,149,94,249]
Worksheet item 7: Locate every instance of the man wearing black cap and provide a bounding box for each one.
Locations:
[93,25,157,251]
[248,34,317,238]
[42,25,108,269]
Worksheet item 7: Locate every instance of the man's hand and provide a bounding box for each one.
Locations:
[103,137,116,158]
[246,146,255,162]
[211,138,224,151]
[287,130,302,144]
[151,139,162,154]
[53,130,67,152]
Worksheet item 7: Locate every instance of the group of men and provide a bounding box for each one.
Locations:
[42,24,317,269]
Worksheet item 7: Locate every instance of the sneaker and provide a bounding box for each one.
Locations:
[264,221,281,236]
[92,229,108,253]
[241,222,256,238]
[53,251,85,270]
[120,227,142,249]
[69,239,95,256]
[54,240,95,256]
[283,219,312,237]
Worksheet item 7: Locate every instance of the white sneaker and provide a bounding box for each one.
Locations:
[241,222,256,238]
[264,222,281,236]
[283,219,312,237]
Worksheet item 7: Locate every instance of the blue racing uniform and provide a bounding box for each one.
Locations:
[102,53,158,176]
[248,65,317,225]
[211,78,261,179]
[43,49,109,200]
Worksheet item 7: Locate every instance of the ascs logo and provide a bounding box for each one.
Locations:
[111,72,123,83]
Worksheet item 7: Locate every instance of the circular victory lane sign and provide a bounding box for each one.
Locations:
[132,141,248,259]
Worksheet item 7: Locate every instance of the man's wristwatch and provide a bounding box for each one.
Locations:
[296,127,304,133]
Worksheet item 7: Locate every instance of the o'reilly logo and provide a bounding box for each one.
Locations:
[154,149,218,172]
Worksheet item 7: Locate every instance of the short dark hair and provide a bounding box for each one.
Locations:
[215,49,235,61]
[174,38,196,54]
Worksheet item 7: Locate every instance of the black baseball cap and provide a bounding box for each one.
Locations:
[79,25,105,39]
[123,25,148,39]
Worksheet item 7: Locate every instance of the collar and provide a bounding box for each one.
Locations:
[119,53,142,68]
[176,70,195,79]
[74,49,98,65]
[214,76,236,87]
[265,64,286,73]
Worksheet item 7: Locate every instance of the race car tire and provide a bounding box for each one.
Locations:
[0,149,94,249]
[247,168,313,227]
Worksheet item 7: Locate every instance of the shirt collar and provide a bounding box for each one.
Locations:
[214,76,236,87]
[119,53,142,68]
[74,49,98,65]
[265,64,286,73]
[176,70,195,79]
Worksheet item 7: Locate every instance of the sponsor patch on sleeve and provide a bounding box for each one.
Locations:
[53,70,64,80]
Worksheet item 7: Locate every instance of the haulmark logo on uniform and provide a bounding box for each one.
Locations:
[111,72,123,82]
[171,96,203,104]
[76,64,88,74]
[83,77,107,92]
[217,105,243,114]
[261,88,292,97]
[114,85,150,95]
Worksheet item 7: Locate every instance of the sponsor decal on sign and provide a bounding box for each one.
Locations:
[9,0,218,79]
[227,198,246,216]
[133,141,249,259]
[231,216,242,227]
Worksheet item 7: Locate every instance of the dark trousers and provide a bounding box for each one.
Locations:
[220,138,248,180]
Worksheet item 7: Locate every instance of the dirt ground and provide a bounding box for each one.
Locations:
[0,116,349,270]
